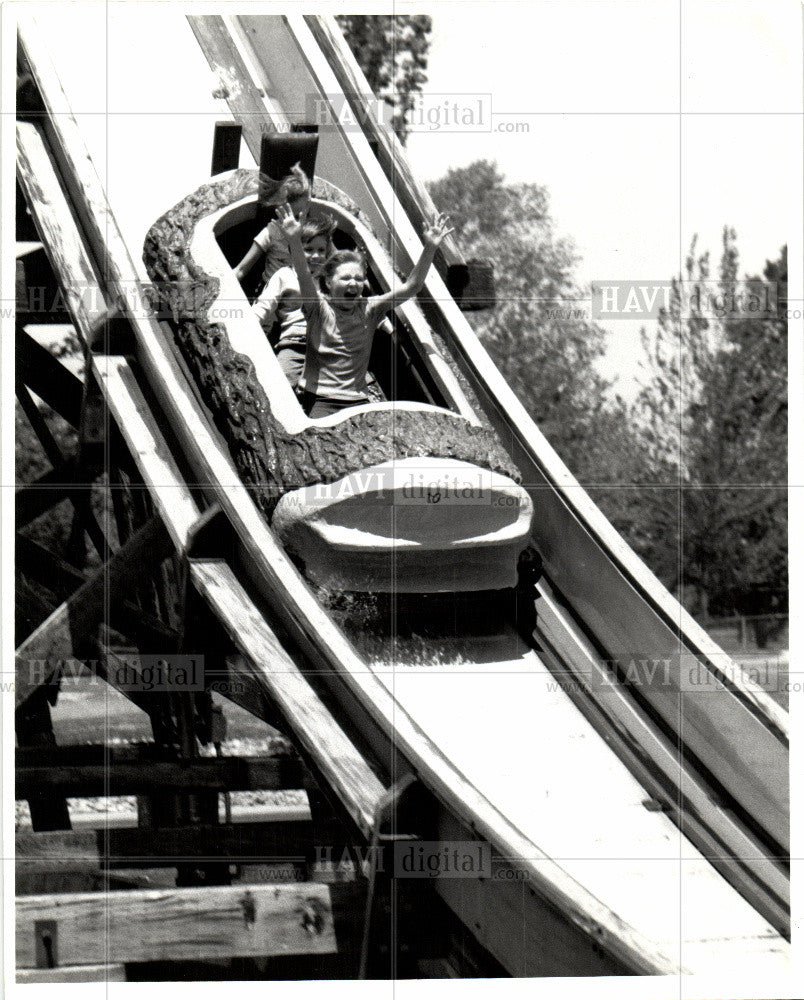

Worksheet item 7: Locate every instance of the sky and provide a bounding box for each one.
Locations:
[403,0,801,398]
[11,0,802,400]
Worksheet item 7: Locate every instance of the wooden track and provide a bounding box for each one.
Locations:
[14,11,790,982]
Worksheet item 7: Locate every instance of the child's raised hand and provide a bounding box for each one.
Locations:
[276,202,302,239]
[423,213,454,248]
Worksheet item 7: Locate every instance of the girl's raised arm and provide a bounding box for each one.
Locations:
[370,214,454,316]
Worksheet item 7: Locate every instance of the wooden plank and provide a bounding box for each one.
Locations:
[535,584,789,935]
[189,559,385,842]
[303,15,464,272]
[16,121,110,347]
[49,801,313,834]
[15,691,72,832]
[17,964,126,983]
[18,865,159,897]
[16,829,101,864]
[16,883,336,966]
[16,240,43,259]
[106,819,317,864]
[187,16,282,136]
[17,754,304,798]
[15,517,172,707]
[17,821,317,896]
[92,356,202,552]
[17,821,318,870]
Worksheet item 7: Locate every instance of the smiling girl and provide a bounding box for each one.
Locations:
[277,203,453,419]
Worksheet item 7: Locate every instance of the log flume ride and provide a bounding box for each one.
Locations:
[16,11,790,982]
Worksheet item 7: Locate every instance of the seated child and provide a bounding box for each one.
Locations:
[234,164,311,289]
[276,204,453,419]
[252,217,334,389]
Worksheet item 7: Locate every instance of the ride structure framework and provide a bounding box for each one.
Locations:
[11,11,790,986]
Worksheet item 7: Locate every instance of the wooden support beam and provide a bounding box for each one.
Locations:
[189,559,385,841]
[16,883,337,967]
[17,819,323,871]
[359,774,443,979]
[15,516,172,707]
[104,820,317,866]
[18,865,159,898]
[16,532,87,597]
[15,535,181,656]
[303,15,465,274]
[17,753,304,798]
[15,463,78,527]
[17,964,127,984]
[93,357,202,552]
[15,691,72,832]
[15,374,111,563]
[15,379,66,470]
[16,120,110,348]
[187,17,280,138]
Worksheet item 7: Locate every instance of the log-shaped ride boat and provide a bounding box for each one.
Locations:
[143,168,533,593]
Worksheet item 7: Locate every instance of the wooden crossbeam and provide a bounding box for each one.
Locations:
[16,883,337,967]
[17,821,321,871]
[15,379,66,470]
[14,377,111,563]
[15,516,172,707]
[17,753,304,798]
[16,534,181,656]
[18,865,160,898]
[18,964,127,984]
[15,463,78,527]
[16,532,87,596]
[190,560,385,841]
[16,325,84,428]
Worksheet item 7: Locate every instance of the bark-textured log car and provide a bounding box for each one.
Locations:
[143,169,534,594]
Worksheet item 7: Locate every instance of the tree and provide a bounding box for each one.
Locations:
[427,159,637,483]
[336,15,432,144]
[633,231,787,623]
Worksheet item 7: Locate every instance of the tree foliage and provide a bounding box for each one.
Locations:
[336,15,432,144]
[633,232,787,617]
[427,159,635,482]
[427,160,787,622]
